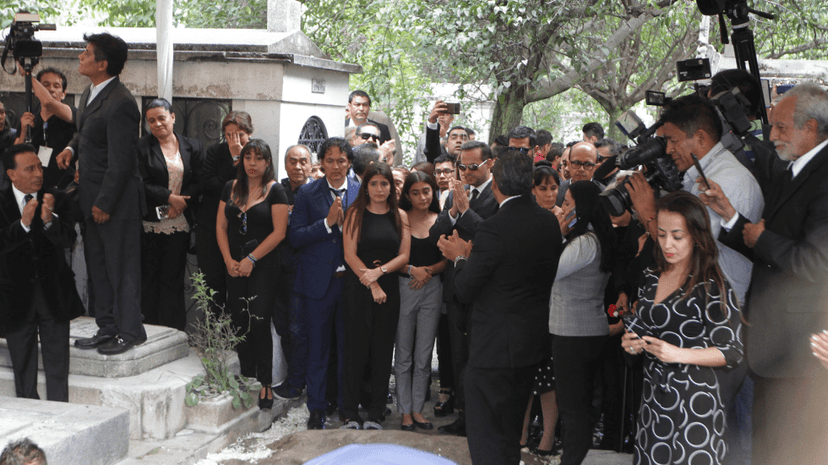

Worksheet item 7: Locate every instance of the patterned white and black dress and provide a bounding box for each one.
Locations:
[626,269,744,465]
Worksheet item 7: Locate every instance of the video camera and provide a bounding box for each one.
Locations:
[598,111,683,217]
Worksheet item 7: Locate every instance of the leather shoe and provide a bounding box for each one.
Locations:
[413,418,434,430]
[74,332,115,350]
[307,409,325,430]
[400,422,416,432]
[96,334,147,355]
[438,414,466,437]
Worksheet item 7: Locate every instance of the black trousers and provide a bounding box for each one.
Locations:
[140,230,189,331]
[465,364,534,465]
[5,281,70,402]
[447,300,469,411]
[227,264,279,386]
[342,275,400,421]
[554,334,608,465]
[436,311,455,389]
[195,227,227,315]
[272,268,295,380]
[84,217,145,342]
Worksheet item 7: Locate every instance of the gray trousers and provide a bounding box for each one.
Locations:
[394,276,442,414]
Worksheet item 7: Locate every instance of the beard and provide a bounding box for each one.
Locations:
[775,143,795,161]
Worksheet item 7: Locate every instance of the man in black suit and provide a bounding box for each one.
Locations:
[429,140,499,436]
[438,150,562,465]
[0,144,82,402]
[700,82,828,465]
[424,100,468,163]
[56,32,146,355]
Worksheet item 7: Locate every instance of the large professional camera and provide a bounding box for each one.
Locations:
[2,12,55,65]
[599,111,684,217]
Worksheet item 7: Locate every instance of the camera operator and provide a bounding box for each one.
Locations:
[627,93,763,304]
[14,66,76,189]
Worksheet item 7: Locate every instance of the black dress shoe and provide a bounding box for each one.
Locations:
[258,386,274,410]
[325,402,337,417]
[433,389,454,417]
[400,422,416,432]
[438,414,466,436]
[96,334,147,355]
[74,332,115,350]
[413,418,434,430]
[307,409,326,430]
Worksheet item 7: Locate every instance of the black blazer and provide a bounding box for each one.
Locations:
[68,76,146,220]
[719,142,828,379]
[424,123,450,164]
[0,186,83,332]
[429,181,499,303]
[196,142,238,235]
[453,195,562,368]
[137,132,204,226]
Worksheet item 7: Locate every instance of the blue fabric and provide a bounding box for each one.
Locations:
[304,444,457,465]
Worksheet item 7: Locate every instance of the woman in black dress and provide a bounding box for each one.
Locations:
[138,98,204,331]
[216,139,289,409]
[196,111,254,314]
[622,191,743,465]
[341,162,410,430]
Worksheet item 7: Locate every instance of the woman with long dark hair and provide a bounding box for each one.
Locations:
[396,171,446,432]
[622,190,743,465]
[138,98,204,331]
[549,181,616,465]
[216,139,289,410]
[341,162,410,430]
[197,111,255,313]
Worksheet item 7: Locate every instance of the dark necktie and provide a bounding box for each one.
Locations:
[23,194,33,211]
[470,189,479,202]
[330,188,345,198]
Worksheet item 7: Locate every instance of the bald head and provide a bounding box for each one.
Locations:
[568,142,598,182]
[285,144,312,188]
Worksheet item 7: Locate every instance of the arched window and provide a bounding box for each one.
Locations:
[298,116,328,156]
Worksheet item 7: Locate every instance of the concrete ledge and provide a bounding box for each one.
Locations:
[0,317,189,379]
[0,396,129,465]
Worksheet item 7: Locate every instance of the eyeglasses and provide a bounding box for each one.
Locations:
[569,160,597,169]
[508,147,531,154]
[238,211,247,235]
[434,168,454,175]
[360,133,380,142]
[458,162,487,171]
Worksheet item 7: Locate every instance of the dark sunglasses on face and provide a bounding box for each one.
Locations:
[360,133,380,142]
[458,162,486,171]
[508,146,531,154]
[569,160,596,169]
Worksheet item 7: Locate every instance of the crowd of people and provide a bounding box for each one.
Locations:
[1,31,828,465]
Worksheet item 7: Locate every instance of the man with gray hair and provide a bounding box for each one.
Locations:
[0,438,47,465]
[699,82,828,465]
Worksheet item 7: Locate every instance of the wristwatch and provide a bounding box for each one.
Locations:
[381,266,388,274]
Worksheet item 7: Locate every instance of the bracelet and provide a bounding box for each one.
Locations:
[407,265,413,277]
[246,254,257,266]
[454,255,467,265]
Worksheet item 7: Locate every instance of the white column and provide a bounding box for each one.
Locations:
[267,0,302,33]
[156,0,174,101]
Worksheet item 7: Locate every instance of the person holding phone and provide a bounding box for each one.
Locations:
[216,139,289,410]
[622,190,743,465]
[548,181,616,465]
[137,98,203,330]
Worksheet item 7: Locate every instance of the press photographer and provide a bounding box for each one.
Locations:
[626,93,762,304]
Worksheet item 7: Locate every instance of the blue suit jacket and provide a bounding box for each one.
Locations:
[289,176,359,300]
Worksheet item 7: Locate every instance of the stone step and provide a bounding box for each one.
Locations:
[0,317,190,379]
[0,396,129,465]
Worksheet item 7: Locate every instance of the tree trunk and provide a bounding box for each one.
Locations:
[488,86,527,144]
[605,106,624,141]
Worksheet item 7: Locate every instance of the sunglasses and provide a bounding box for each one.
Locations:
[360,133,380,142]
[238,211,247,235]
[569,160,596,169]
[458,162,487,171]
[508,146,531,154]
